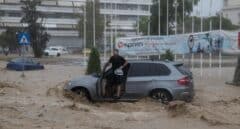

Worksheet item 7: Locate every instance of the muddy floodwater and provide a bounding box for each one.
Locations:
[0,61,240,129]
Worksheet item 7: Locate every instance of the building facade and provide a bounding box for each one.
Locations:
[223,0,240,25]
[0,0,152,49]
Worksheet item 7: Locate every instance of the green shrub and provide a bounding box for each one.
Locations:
[161,49,174,61]
[86,47,101,74]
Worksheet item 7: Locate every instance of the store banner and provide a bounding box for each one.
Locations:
[116,31,238,56]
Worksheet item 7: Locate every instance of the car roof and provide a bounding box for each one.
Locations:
[11,57,31,62]
[128,60,182,66]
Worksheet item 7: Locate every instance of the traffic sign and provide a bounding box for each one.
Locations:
[18,32,30,45]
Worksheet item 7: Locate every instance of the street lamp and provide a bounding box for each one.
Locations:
[173,0,179,35]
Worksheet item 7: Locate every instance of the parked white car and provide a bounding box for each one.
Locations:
[44,46,68,57]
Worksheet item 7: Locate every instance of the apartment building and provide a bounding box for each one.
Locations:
[0,0,152,49]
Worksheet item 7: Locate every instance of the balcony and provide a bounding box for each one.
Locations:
[0,16,79,24]
[101,9,150,16]
[100,0,152,5]
[37,6,82,14]
[0,4,21,11]
[0,4,82,13]
[46,30,79,36]
[39,18,79,25]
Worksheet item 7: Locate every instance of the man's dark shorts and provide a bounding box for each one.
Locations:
[104,69,124,86]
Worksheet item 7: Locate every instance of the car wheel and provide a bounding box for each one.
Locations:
[72,88,90,101]
[150,89,172,104]
[57,53,61,57]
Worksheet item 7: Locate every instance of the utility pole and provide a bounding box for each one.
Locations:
[201,0,203,32]
[84,1,87,64]
[192,0,194,33]
[220,11,222,31]
[110,2,113,55]
[209,0,213,31]
[137,4,140,35]
[104,3,107,62]
[115,2,117,44]
[158,0,161,35]
[167,0,169,35]
[93,0,96,47]
[182,0,185,34]
[148,4,151,35]
[173,0,179,35]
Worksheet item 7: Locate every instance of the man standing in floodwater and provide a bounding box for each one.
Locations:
[104,49,128,99]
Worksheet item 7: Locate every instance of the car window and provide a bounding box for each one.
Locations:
[149,64,171,76]
[24,58,33,64]
[12,58,24,63]
[175,64,190,75]
[51,48,58,51]
[128,63,154,77]
[128,63,170,77]
[32,59,38,64]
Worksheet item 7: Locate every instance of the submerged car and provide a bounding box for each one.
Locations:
[7,57,44,71]
[65,61,194,103]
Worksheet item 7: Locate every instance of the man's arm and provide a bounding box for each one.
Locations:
[120,58,128,69]
[103,62,110,70]
[103,56,112,70]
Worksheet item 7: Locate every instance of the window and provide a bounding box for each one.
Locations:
[25,59,33,64]
[128,63,171,77]
[12,58,24,63]
[51,48,58,51]
[149,64,171,76]
[175,64,190,76]
[128,63,148,77]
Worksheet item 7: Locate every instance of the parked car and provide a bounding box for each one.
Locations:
[6,57,44,71]
[65,61,194,103]
[44,46,68,57]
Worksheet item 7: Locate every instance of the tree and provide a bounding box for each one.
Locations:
[138,16,149,35]
[145,0,199,35]
[0,32,8,49]
[77,0,104,48]
[21,0,50,58]
[0,28,19,54]
[86,47,101,74]
[160,49,174,61]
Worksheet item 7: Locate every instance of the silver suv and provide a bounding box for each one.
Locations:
[65,61,194,103]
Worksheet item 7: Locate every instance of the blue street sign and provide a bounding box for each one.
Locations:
[18,32,30,45]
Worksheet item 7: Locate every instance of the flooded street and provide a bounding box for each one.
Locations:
[1,61,240,129]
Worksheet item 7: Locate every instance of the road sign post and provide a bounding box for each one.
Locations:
[17,32,30,77]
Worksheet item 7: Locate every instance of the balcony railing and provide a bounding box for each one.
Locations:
[100,0,152,5]
[100,9,150,16]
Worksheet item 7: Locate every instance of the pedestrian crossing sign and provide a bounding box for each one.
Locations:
[18,32,30,45]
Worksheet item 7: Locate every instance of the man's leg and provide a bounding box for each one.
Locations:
[116,84,121,97]
[102,79,106,97]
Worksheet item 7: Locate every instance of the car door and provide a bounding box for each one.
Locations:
[30,59,40,70]
[150,63,172,89]
[125,63,153,98]
[24,58,34,70]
